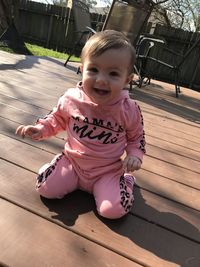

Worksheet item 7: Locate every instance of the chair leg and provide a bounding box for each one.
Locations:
[175,70,181,97]
[138,76,144,88]
[64,54,71,67]
[77,66,81,74]
[175,84,181,97]
[133,65,143,87]
[129,80,133,91]
[64,32,85,67]
[143,77,151,85]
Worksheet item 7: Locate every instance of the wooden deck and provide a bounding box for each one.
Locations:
[0,50,200,267]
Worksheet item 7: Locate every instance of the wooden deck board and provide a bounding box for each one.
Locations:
[1,199,142,267]
[0,51,200,267]
[1,158,200,267]
[142,156,200,189]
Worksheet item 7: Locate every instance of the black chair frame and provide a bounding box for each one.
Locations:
[135,33,200,97]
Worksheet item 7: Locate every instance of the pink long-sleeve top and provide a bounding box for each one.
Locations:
[36,85,146,179]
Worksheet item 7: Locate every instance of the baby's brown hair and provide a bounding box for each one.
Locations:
[81,30,136,74]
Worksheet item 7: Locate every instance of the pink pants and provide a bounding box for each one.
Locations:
[36,153,135,219]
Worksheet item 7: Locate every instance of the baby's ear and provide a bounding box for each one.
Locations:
[79,64,83,73]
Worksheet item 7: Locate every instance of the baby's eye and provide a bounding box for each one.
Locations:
[110,71,120,77]
[88,67,98,73]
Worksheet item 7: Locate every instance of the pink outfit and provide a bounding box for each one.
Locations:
[35,84,145,219]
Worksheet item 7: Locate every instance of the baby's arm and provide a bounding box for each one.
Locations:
[16,93,69,140]
[15,125,42,140]
[124,101,146,172]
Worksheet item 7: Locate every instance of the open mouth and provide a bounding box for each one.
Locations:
[94,88,110,96]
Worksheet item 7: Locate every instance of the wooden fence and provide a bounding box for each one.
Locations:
[18,0,105,53]
[17,0,199,91]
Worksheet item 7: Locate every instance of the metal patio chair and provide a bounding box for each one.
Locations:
[64,0,154,68]
[103,0,154,47]
[133,33,166,88]
[135,32,200,97]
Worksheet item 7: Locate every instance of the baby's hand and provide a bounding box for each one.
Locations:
[123,156,142,172]
[15,125,42,140]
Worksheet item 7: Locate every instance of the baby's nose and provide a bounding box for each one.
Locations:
[96,73,106,83]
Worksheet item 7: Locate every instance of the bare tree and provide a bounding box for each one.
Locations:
[153,0,200,31]
[0,0,13,33]
[52,0,67,6]
[0,0,19,34]
[82,0,98,8]
[0,0,30,54]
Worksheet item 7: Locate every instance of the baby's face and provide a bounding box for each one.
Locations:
[80,48,133,105]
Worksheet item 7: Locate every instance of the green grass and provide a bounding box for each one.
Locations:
[0,42,80,62]
[25,43,80,62]
[0,45,14,53]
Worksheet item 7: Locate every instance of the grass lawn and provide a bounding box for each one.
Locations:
[25,43,80,62]
[0,42,80,62]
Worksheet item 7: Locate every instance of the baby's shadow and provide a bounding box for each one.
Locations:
[41,190,95,226]
[41,188,200,266]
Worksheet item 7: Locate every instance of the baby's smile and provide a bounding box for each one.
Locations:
[94,88,110,95]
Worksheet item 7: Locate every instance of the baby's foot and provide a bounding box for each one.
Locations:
[124,173,136,190]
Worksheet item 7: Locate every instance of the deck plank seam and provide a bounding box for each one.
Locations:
[145,155,200,175]
[0,132,64,151]
[141,168,200,191]
[148,131,200,146]
[135,185,200,213]
[147,144,200,162]
[142,110,200,127]
[129,212,200,244]
[147,134,200,154]
[0,157,37,175]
